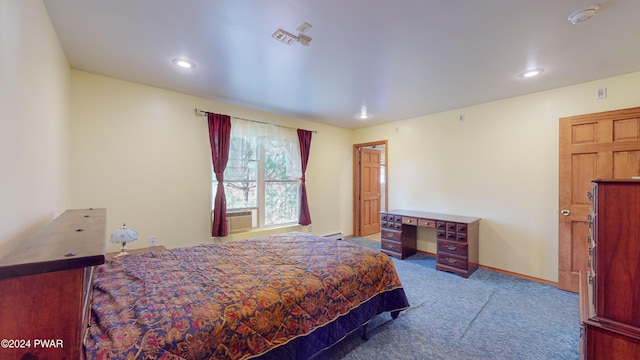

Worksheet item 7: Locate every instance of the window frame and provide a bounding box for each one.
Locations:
[212,123,300,230]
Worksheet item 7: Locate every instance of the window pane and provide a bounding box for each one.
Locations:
[212,160,257,210]
[212,180,258,210]
[265,182,298,225]
[226,136,258,181]
[225,180,257,209]
[265,141,297,181]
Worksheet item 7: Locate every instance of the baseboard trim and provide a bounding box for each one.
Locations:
[414,249,559,287]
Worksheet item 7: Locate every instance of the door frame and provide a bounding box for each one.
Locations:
[353,140,388,237]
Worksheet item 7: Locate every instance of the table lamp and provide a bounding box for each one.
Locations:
[110,223,138,257]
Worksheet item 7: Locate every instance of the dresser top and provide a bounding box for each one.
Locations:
[592,178,640,183]
[383,209,481,224]
[0,208,106,279]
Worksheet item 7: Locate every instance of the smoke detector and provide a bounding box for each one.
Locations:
[272,22,313,46]
[568,5,599,24]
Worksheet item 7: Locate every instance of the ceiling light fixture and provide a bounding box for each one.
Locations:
[568,5,599,24]
[172,58,196,69]
[358,105,369,119]
[520,68,544,78]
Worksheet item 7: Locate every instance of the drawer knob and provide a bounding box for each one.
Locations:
[446,245,457,251]
[447,258,458,264]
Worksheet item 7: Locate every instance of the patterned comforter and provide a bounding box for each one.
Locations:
[84,232,409,359]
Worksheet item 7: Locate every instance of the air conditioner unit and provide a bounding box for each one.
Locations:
[227,211,252,233]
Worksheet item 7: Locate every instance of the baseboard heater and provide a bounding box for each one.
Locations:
[323,232,344,241]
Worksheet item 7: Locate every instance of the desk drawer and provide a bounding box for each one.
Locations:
[381,239,402,253]
[402,217,417,226]
[381,220,401,230]
[381,229,402,241]
[438,239,468,257]
[436,230,446,239]
[418,218,436,228]
[455,233,468,242]
[437,253,468,270]
[457,223,468,234]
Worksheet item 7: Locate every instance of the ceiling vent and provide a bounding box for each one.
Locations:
[272,29,298,45]
[272,22,313,46]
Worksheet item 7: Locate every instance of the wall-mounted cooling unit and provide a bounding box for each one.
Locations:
[227,211,253,233]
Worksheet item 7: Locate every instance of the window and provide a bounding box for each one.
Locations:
[212,118,301,228]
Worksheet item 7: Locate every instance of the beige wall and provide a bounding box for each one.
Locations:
[69,71,354,253]
[5,0,640,283]
[354,71,640,282]
[0,0,70,258]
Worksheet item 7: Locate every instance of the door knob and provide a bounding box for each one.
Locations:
[560,209,571,216]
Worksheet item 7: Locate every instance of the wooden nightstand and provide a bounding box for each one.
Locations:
[107,246,166,260]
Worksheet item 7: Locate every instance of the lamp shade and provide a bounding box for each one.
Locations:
[110,224,138,244]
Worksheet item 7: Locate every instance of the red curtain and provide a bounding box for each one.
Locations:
[208,113,232,237]
[297,129,313,226]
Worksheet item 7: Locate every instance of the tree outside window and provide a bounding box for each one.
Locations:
[212,119,300,228]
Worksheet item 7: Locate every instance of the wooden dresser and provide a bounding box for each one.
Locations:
[380,209,480,278]
[580,180,640,358]
[0,208,106,360]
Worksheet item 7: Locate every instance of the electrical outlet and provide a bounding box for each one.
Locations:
[149,236,157,247]
[308,225,313,233]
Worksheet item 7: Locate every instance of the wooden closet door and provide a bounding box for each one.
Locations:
[558,107,640,292]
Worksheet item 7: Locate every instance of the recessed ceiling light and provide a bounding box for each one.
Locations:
[520,68,544,78]
[568,5,599,25]
[172,58,195,69]
[358,105,370,119]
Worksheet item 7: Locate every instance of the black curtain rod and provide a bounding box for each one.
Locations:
[193,108,317,134]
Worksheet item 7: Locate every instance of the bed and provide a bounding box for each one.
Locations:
[84,231,410,359]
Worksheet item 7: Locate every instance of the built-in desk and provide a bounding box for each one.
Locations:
[380,209,481,278]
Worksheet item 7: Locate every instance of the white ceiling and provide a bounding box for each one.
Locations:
[43,0,640,129]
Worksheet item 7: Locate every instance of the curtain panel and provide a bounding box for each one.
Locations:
[297,129,313,226]
[208,113,232,237]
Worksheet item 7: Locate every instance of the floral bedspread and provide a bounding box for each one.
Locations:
[84,232,409,359]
